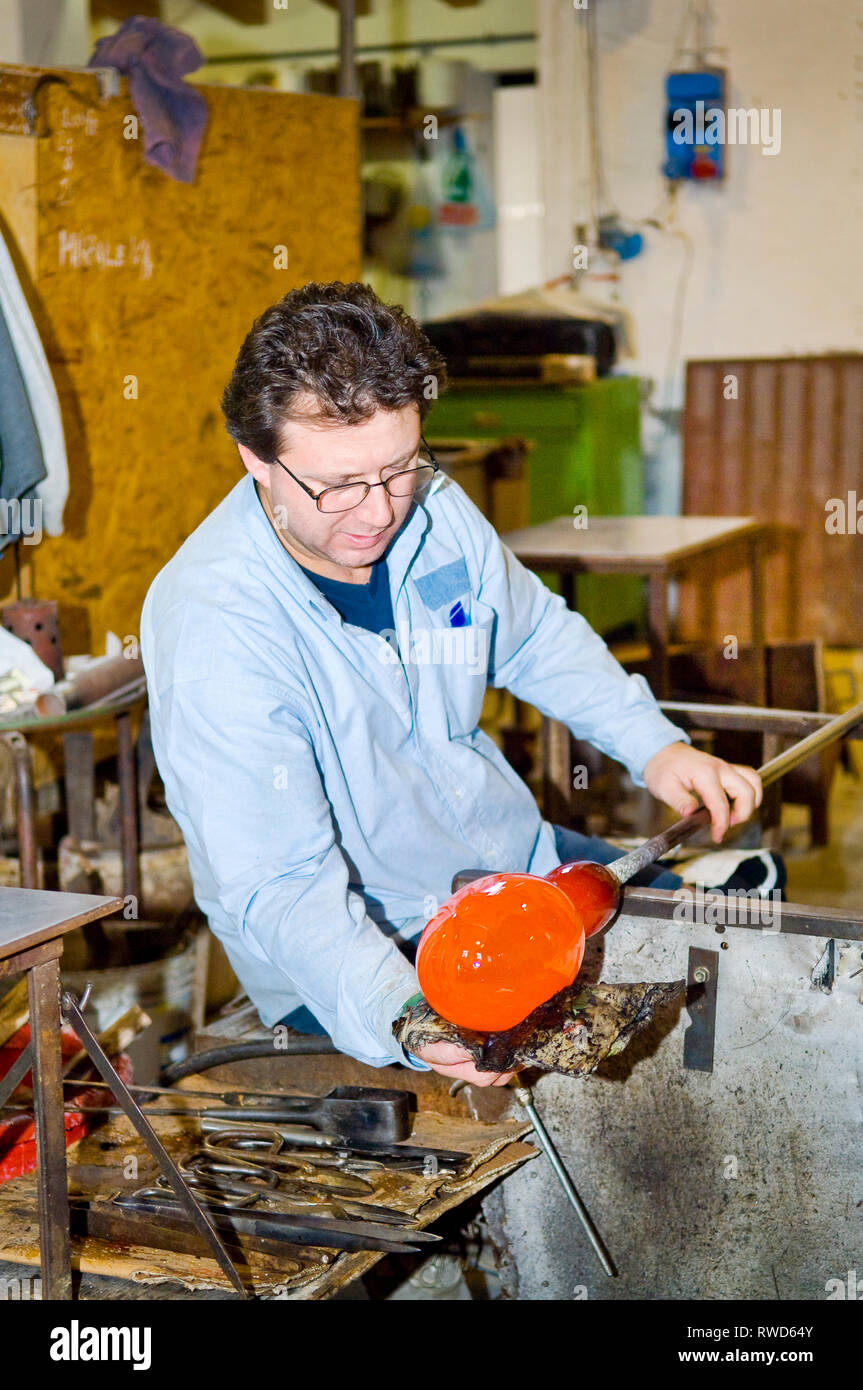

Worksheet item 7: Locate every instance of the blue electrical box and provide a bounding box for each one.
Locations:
[664,69,727,181]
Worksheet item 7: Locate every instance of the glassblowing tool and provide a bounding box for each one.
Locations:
[198,1118,469,1171]
[67,1197,327,1272]
[195,1135,377,1197]
[545,693,863,938]
[157,1152,418,1225]
[105,1189,442,1255]
[510,1078,615,1277]
[53,1081,411,1145]
[204,1085,411,1142]
[394,979,683,1080]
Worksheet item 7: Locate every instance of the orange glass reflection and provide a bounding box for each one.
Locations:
[416,873,586,1031]
[544,860,619,938]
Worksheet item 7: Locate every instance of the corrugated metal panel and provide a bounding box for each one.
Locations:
[681,356,863,646]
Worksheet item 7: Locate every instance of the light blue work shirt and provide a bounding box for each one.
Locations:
[140,470,687,1068]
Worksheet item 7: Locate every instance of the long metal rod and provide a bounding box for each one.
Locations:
[201,32,536,65]
[115,711,140,902]
[511,1081,616,1277]
[0,1042,33,1110]
[658,701,863,740]
[0,1103,227,1119]
[59,992,247,1297]
[609,696,863,885]
[337,0,358,99]
[58,1078,242,1101]
[1,733,38,889]
[756,696,863,784]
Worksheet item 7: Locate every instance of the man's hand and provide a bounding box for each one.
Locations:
[642,741,763,844]
[411,1040,515,1087]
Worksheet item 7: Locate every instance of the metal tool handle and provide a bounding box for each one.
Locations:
[512,1082,616,1278]
[511,1084,611,1278]
[608,695,863,886]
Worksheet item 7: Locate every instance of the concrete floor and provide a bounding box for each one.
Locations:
[782,767,863,910]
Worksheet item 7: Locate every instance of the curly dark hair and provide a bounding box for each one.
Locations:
[221,281,447,461]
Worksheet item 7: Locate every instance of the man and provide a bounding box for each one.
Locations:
[141,281,773,1088]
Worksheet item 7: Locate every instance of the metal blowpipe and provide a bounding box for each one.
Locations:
[608,696,863,886]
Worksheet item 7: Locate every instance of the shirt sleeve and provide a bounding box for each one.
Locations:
[456,492,690,784]
[154,674,428,1069]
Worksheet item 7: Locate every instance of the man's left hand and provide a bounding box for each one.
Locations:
[642,741,763,844]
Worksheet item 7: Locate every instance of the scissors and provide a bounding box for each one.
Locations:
[160,1146,416,1227]
[199,1118,462,1176]
[201,1127,391,1189]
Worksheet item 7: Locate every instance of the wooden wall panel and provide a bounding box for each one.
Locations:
[0,64,361,655]
[680,355,863,649]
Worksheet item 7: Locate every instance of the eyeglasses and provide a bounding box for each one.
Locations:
[271,435,440,514]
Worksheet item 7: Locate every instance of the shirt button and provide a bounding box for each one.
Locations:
[454,787,463,798]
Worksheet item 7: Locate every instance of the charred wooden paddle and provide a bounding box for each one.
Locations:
[394,978,684,1079]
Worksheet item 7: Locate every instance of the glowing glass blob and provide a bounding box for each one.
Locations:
[416,872,586,1031]
[544,860,619,938]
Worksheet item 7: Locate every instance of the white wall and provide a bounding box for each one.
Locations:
[540,0,863,390]
[0,0,89,65]
[537,0,863,509]
[494,84,544,294]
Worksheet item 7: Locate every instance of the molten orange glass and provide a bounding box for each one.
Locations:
[416,873,586,1032]
[544,860,619,938]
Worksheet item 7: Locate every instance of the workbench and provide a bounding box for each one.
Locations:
[502,514,767,701]
[0,1053,534,1299]
[0,886,122,1298]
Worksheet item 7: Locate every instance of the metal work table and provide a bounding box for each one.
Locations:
[0,886,122,1298]
[540,698,863,835]
[501,515,767,700]
[482,888,863,1300]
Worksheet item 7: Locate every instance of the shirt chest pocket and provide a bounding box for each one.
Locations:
[441,600,496,739]
[411,560,496,739]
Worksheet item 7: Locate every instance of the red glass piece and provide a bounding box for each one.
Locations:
[416,873,585,1032]
[544,860,620,938]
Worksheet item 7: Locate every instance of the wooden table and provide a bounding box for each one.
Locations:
[501,515,767,701]
[0,887,122,1298]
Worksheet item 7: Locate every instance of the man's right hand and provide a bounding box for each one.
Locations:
[411,1039,515,1087]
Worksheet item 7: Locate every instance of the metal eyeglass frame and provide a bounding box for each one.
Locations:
[270,434,439,513]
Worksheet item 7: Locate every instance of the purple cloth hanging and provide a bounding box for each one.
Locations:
[89,16,209,184]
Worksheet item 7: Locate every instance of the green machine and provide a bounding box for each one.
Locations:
[426,375,645,637]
